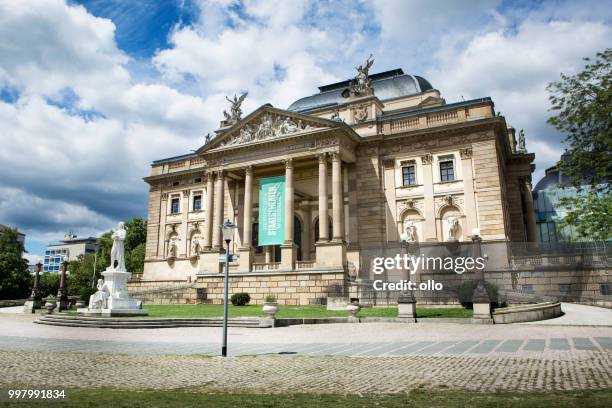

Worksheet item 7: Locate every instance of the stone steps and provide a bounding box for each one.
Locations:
[35,314,262,329]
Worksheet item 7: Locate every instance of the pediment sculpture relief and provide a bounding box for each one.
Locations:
[220,113,328,147]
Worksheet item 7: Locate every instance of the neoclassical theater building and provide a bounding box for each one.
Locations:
[139,60,536,305]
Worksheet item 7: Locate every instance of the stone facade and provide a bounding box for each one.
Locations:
[140,67,536,305]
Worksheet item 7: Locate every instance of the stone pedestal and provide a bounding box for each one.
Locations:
[238,246,253,272]
[23,299,42,313]
[397,292,417,323]
[472,281,493,323]
[77,268,148,317]
[199,249,222,273]
[315,241,346,269]
[280,244,296,270]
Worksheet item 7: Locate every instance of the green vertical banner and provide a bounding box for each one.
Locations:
[258,176,286,246]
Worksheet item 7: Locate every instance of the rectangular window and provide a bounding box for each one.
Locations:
[50,250,56,255]
[54,257,61,263]
[193,195,202,211]
[401,165,416,186]
[439,160,455,181]
[54,265,60,271]
[45,250,50,255]
[43,266,49,271]
[170,197,180,214]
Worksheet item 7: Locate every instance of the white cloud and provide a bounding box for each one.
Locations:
[427,17,611,181]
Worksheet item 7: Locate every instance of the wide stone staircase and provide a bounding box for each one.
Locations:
[35,314,263,329]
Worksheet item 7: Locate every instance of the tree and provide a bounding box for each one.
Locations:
[547,49,612,241]
[0,228,31,299]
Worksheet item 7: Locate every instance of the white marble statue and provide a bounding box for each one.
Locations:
[89,279,110,309]
[403,220,417,242]
[110,222,127,271]
[446,216,460,241]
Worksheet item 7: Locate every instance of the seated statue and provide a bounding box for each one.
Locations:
[89,279,110,310]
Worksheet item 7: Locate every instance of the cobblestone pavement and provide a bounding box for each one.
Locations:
[0,313,611,393]
[1,351,611,393]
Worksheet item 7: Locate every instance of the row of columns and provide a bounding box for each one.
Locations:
[199,152,346,271]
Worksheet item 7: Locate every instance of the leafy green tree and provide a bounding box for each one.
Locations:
[547,49,612,241]
[0,228,31,299]
[39,272,60,298]
[127,242,146,273]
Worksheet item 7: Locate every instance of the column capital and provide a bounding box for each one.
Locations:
[316,153,328,163]
[216,169,224,178]
[283,158,293,169]
[330,152,341,162]
[244,165,253,175]
[160,192,168,200]
[182,189,190,198]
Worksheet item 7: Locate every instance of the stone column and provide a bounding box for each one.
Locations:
[523,179,538,242]
[265,246,273,263]
[181,189,190,256]
[421,154,437,241]
[157,193,168,257]
[24,262,42,313]
[460,148,478,233]
[331,152,344,241]
[317,153,329,242]
[281,159,295,269]
[239,165,254,271]
[317,152,347,269]
[212,170,224,249]
[471,235,492,322]
[203,173,214,249]
[56,258,69,311]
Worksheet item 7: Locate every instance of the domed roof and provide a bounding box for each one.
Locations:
[287,69,434,112]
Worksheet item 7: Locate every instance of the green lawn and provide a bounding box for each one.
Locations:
[2,389,610,408]
[144,304,472,319]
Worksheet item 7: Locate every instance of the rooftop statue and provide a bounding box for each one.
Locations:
[223,92,248,124]
[351,54,374,95]
[518,129,527,152]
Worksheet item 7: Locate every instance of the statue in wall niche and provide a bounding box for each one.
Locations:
[518,129,526,152]
[89,279,110,310]
[402,220,417,243]
[191,235,202,257]
[168,238,178,259]
[446,216,460,241]
[110,222,127,271]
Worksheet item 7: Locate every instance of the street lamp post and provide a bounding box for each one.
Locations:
[220,219,237,357]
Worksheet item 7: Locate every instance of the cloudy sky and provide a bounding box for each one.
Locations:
[1,0,610,260]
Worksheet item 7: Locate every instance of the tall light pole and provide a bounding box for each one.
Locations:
[220,219,236,357]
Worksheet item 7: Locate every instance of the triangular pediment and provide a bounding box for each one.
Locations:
[197,105,343,154]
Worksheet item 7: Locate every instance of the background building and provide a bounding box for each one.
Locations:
[533,152,606,243]
[43,234,99,272]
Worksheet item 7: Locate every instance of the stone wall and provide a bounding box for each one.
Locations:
[128,270,347,306]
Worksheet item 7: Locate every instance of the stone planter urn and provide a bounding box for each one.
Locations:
[44,298,57,314]
[346,303,361,322]
[262,302,279,319]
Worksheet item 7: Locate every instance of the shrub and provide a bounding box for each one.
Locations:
[230,292,250,306]
[264,294,277,303]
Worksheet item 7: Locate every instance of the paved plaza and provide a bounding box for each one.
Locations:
[0,305,611,394]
